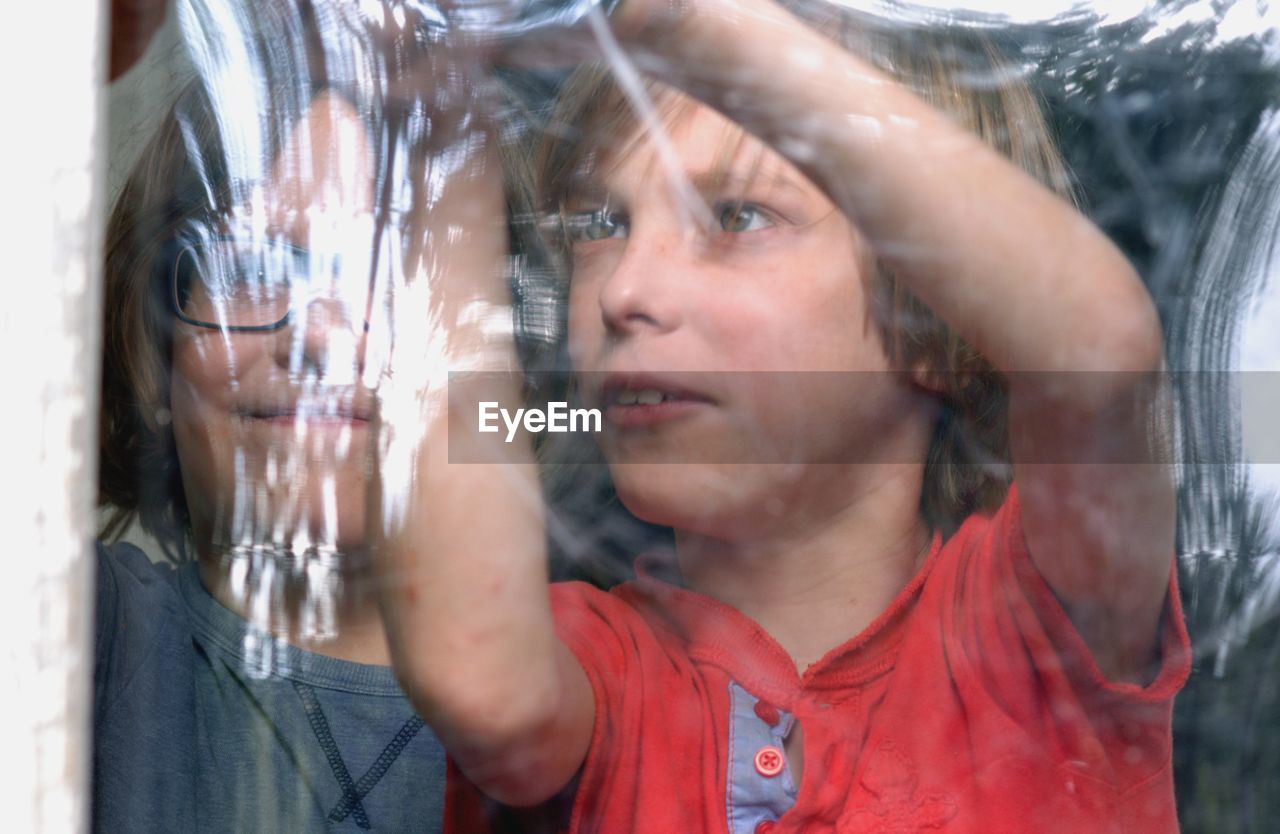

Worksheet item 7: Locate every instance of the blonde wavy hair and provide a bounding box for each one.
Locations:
[522,10,1077,535]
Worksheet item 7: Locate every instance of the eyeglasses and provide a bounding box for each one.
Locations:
[167,236,382,332]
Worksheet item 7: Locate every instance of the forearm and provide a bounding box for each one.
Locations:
[374,397,587,801]
[374,381,551,713]
[626,0,1162,379]
[370,123,590,804]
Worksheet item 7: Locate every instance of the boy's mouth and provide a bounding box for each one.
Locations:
[599,373,712,405]
[611,387,678,406]
[598,374,714,429]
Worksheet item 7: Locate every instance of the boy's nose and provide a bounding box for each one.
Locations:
[596,233,687,339]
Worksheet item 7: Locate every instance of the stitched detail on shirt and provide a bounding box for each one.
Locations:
[293,681,426,830]
[294,681,373,829]
[845,740,957,831]
[328,713,427,824]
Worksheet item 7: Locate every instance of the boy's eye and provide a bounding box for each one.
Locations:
[566,209,628,243]
[715,202,774,234]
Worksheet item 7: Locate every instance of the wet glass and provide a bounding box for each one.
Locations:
[91,1,1280,832]
[167,220,402,330]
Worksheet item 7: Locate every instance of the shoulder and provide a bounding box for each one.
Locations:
[922,484,1189,701]
[92,542,199,831]
[928,483,1062,601]
[95,540,186,631]
[902,485,1189,808]
[548,580,652,660]
[548,577,691,699]
[548,577,684,642]
[937,485,1023,563]
[549,579,641,620]
[94,540,193,711]
[96,538,180,590]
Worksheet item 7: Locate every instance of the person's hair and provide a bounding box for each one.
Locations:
[98,83,236,559]
[99,67,547,560]
[525,11,1077,536]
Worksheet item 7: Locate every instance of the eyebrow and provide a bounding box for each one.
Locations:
[567,166,808,206]
[693,168,812,200]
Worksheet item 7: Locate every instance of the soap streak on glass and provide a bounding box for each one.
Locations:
[169,0,621,673]
[151,0,1280,830]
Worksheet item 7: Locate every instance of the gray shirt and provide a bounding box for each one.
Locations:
[93,542,446,833]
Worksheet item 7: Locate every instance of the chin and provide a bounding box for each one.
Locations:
[610,462,776,541]
[241,478,368,555]
[299,487,369,555]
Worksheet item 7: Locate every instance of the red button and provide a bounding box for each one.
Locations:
[754,746,786,777]
[753,701,780,726]
[754,821,777,834]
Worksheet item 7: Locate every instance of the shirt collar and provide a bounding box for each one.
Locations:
[617,531,944,708]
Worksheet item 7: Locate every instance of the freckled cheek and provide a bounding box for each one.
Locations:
[784,263,878,368]
[564,286,604,368]
[693,292,802,368]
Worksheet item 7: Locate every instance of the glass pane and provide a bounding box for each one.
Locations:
[95,1,1280,832]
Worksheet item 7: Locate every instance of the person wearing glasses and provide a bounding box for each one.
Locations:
[93,75,449,832]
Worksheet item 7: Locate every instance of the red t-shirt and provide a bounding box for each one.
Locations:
[446,488,1191,833]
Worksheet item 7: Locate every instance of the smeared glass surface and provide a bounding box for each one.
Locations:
[99,0,1280,830]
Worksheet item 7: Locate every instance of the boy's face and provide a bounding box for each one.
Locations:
[169,93,380,560]
[565,93,935,538]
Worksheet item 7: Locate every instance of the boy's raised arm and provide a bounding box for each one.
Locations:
[606,0,1174,681]
[368,89,593,805]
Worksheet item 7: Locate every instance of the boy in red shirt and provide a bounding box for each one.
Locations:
[371,1,1191,831]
